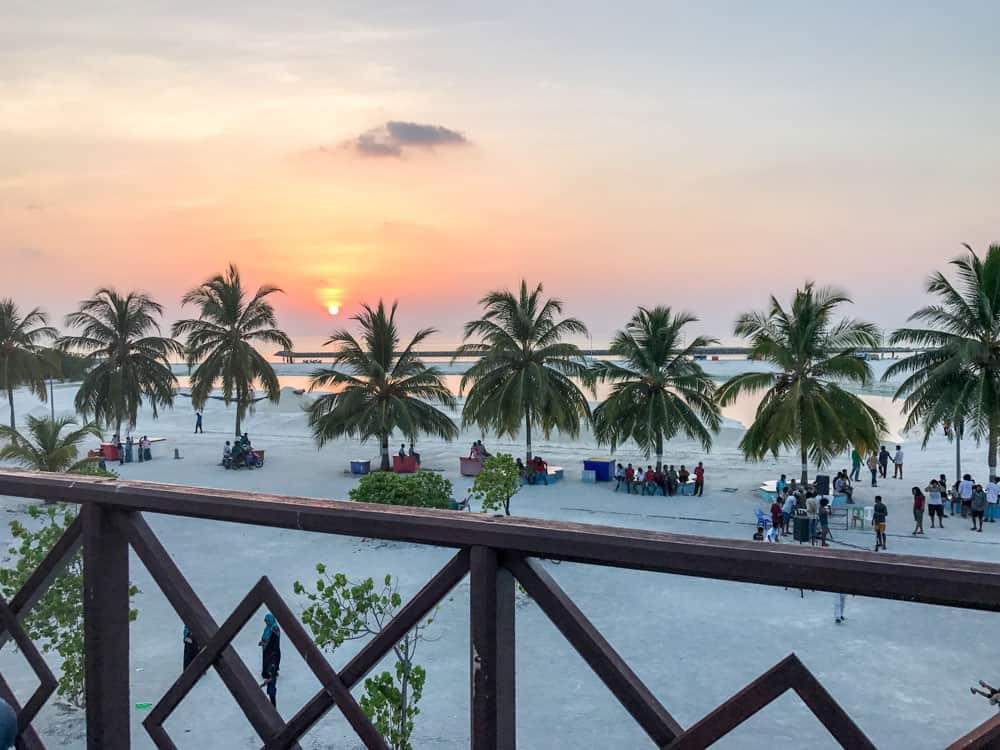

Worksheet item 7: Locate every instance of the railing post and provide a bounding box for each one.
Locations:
[82,504,130,749]
[470,546,515,750]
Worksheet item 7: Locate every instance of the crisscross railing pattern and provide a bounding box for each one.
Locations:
[1,469,1000,749]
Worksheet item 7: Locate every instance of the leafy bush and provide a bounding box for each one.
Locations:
[349,471,452,509]
[469,453,521,515]
[295,567,434,750]
[0,505,139,706]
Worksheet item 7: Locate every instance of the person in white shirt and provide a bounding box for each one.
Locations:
[958,474,975,519]
[893,446,904,479]
[987,477,1000,523]
[781,493,796,534]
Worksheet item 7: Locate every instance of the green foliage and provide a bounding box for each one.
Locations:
[0,416,103,472]
[0,505,138,706]
[61,288,181,434]
[717,283,887,483]
[0,298,57,428]
[295,567,434,750]
[886,244,1000,471]
[349,471,453,509]
[591,306,722,464]
[38,347,94,383]
[306,300,458,471]
[361,662,426,750]
[457,280,592,461]
[469,453,520,515]
[172,264,292,436]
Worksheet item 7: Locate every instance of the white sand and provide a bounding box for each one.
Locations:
[1,375,998,749]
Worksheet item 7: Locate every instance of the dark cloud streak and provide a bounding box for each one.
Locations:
[347,120,469,158]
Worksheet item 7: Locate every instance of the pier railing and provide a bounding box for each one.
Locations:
[0,469,998,749]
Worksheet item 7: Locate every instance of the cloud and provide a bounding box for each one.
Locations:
[347,121,469,158]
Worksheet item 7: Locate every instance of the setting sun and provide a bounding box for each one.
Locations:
[327,304,340,316]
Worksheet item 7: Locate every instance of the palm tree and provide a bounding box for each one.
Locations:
[590,307,722,468]
[457,281,591,462]
[61,289,181,437]
[172,264,292,437]
[306,300,458,470]
[885,244,1000,479]
[0,415,102,472]
[0,299,57,428]
[717,283,887,484]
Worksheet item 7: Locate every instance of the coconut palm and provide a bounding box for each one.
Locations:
[0,415,102,472]
[307,300,458,470]
[591,307,722,468]
[0,299,57,428]
[885,244,1000,478]
[457,281,591,462]
[717,283,887,483]
[61,289,181,437]
[172,264,292,436]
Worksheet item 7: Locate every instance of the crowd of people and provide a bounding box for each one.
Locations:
[111,433,153,465]
[222,432,261,469]
[612,462,705,496]
[911,473,999,533]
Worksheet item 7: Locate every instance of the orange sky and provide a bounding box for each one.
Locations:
[2,3,998,347]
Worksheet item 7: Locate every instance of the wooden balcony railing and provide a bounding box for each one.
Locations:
[0,469,999,749]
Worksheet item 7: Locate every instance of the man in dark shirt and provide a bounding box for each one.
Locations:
[873,495,888,551]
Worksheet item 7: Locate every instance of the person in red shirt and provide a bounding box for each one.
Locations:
[532,455,548,485]
[643,466,656,495]
[693,462,705,496]
[770,498,783,537]
[624,464,635,494]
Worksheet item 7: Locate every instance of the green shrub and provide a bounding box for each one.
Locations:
[349,471,452,509]
[0,505,139,706]
[469,453,521,516]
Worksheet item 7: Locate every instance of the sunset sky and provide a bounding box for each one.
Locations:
[2,1,998,349]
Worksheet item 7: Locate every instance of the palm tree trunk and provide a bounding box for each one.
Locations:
[7,385,14,430]
[49,377,55,421]
[525,405,533,463]
[235,407,242,438]
[800,443,808,485]
[956,418,963,486]
[988,422,997,482]
[380,432,390,471]
[655,434,663,472]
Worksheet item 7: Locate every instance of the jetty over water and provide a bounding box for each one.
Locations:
[274,346,916,363]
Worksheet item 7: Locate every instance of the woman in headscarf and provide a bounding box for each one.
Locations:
[258,613,281,707]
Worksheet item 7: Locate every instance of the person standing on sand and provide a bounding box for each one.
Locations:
[926,480,944,528]
[259,613,281,708]
[183,626,199,670]
[878,446,890,479]
[770,497,783,538]
[987,477,1000,522]
[959,474,974,518]
[971,484,987,532]
[806,494,819,541]
[851,447,862,482]
[873,495,888,551]
[867,453,879,487]
[818,497,831,546]
[194,411,203,434]
[911,487,925,535]
[833,593,848,624]
[893,445,904,479]
[781,491,796,535]
[694,462,705,496]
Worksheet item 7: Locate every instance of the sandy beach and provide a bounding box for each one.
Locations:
[0,368,998,749]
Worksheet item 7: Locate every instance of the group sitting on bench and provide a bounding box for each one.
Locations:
[517,455,550,484]
[223,433,261,469]
[614,463,696,495]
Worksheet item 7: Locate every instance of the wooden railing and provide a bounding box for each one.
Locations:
[0,469,998,749]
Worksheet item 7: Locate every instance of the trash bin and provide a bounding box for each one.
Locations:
[793,514,812,543]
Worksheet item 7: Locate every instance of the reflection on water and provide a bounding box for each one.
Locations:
[176,373,909,437]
